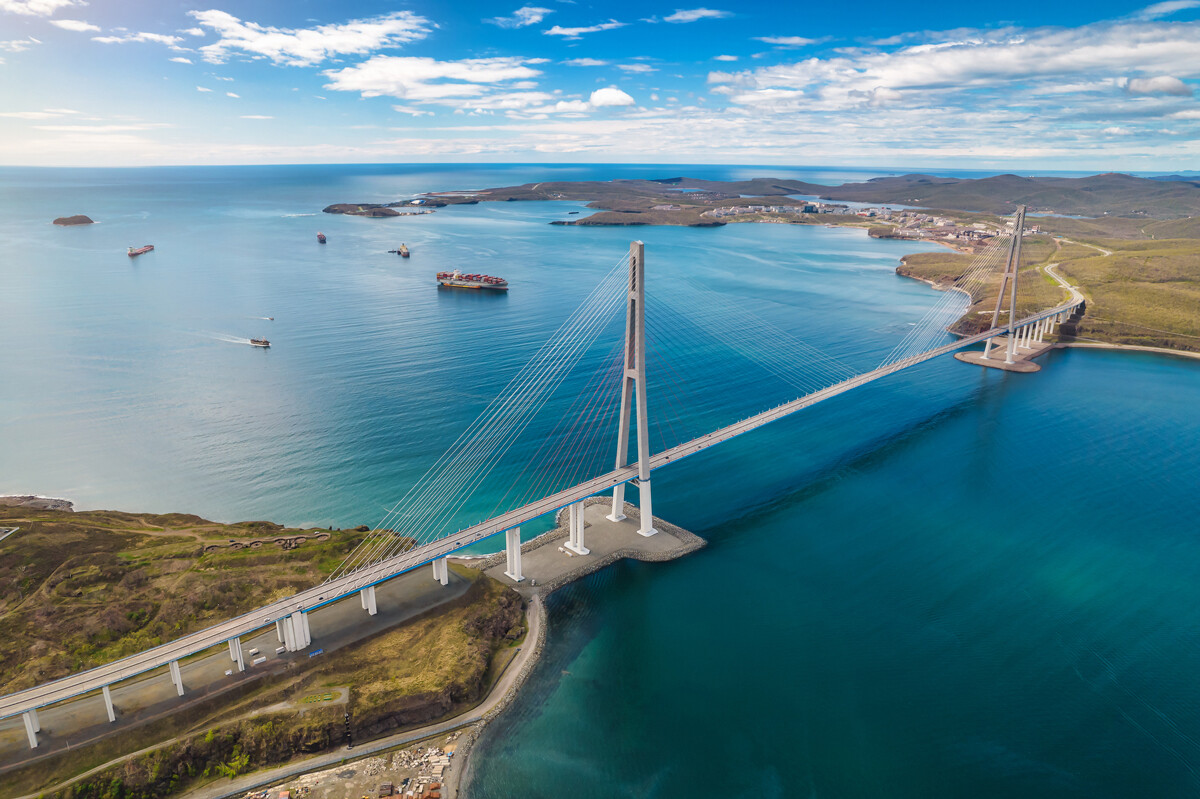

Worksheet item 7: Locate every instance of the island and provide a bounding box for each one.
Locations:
[52,214,93,226]
[323,173,1199,356]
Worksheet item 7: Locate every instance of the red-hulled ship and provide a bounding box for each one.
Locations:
[127,245,154,256]
[436,269,508,291]
[317,232,327,243]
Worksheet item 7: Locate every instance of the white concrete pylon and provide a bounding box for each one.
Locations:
[360,585,378,615]
[102,685,116,723]
[275,619,285,643]
[609,241,655,528]
[291,610,311,648]
[439,557,449,586]
[169,660,184,696]
[22,711,37,749]
[566,502,590,555]
[504,527,524,583]
[637,480,657,537]
[228,638,245,672]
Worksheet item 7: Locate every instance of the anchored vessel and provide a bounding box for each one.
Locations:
[127,245,154,257]
[250,338,270,348]
[388,244,410,257]
[436,269,508,291]
[317,232,326,243]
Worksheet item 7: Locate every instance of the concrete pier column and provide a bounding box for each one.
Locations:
[431,557,449,586]
[608,484,627,522]
[291,610,311,648]
[22,711,37,749]
[29,707,40,732]
[637,480,658,537]
[102,685,116,723]
[566,502,590,555]
[228,638,245,672]
[169,660,184,696]
[275,619,285,643]
[280,616,295,651]
[360,585,378,615]
[504,527,524,583]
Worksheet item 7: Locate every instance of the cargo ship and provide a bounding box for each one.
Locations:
[436,269,507,291]
[317,232,326,243]
[127,245,154,257]
[250,338,270,348]
[388,244,410,257]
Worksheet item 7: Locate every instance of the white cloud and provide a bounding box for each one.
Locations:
[544,20,625,39]
[1103,126,1134,134]
[617,63,656,73]
[1137,0,1200,19]
[33,123,170,132]
[325,55,550,113]
[240,114,272,119]
[563,57,609,66]
[392,104,433,116]
[0,37,38,51]
[189,9,431,66]
[714,54,738,61]
[487,6,553,28]
[49,19,98,32]
[93,32,185,48]
[170,56,192,63]
[754,36,815,46]
[179,27,204,36]
[0,0,79,16]
[664,8,731,23]
[589,86,635,107]
[0,108,77,119]
[226,91,239,98]
[197,86,212,92]
[1126,75,1193,95]
[1171,109,1200,118]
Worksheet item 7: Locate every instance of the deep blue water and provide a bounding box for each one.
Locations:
[3,165,1199,796]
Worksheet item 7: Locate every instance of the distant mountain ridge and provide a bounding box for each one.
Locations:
[665,173,1200,218]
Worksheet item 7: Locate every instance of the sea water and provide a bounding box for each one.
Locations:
[2,165,1199,796]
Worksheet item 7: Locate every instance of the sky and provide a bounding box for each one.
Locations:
[1,0,1200,169]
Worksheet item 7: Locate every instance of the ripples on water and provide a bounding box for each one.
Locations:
[3,165,1200,796]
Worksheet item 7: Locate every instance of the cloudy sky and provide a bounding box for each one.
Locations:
[2,0,1199,168]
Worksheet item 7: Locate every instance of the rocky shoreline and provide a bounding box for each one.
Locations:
[0,495,73,511]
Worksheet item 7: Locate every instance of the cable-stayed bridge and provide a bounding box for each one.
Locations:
[0,207,1083,747]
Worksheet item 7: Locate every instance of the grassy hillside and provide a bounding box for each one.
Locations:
[0,507,379,694]
[1,569,524,799]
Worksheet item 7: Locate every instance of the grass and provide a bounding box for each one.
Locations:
[0,508,379,694]
[0,569,524,799]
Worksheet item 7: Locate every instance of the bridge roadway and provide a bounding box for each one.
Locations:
[0,297,1082,724]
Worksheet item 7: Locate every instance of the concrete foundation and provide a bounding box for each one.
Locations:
[957,335,1055,373]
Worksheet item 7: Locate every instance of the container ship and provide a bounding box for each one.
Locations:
[436,269,508,291]
[127,245,154,257]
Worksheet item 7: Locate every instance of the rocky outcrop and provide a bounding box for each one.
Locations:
[53,215,93,226]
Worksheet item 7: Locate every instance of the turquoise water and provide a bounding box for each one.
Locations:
[3,165,1199,795]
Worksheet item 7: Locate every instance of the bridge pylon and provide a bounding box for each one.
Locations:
[981,205,1027,363]
[608,241,657,536]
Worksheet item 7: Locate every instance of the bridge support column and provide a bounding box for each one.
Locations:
[432,557,449,586]
[102,684,116,722]
[275,619,285,643]
[566,502,589,555]
[290,611,311,649]
[607,484,627,522]
[636,480,657,537]
[504,527,524,583]
[22,711,37,749]
[169,660,184,696]
[228,638,245,672]
[360,585,378,615]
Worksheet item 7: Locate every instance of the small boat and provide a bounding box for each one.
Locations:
[267,317,274,321]
[127,245,154,256]
[317,232,327,243]
[399,243,410,258]
[250,338,270,348]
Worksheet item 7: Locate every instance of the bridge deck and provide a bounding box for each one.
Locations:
[0,297,1082,722]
